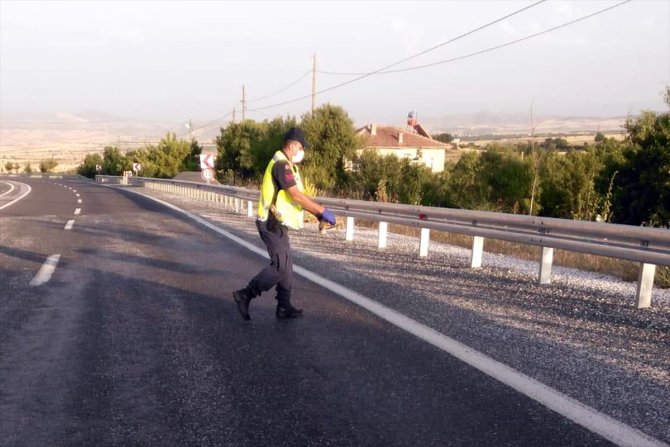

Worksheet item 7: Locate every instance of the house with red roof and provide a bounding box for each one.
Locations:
[355,123,448,173]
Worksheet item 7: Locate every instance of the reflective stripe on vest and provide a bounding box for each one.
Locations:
[257,150,304,229]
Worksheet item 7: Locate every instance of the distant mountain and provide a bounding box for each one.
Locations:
[419,112,627,136]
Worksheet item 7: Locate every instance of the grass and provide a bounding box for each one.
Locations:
[348,219,669,288]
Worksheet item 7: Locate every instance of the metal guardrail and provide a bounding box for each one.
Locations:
[96,174,670,308]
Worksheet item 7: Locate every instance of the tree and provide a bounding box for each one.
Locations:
[39,158,58,173]
[102,146,129,175]
[540,149,605,220]
[23,162,33,174]
[144,133,192,178]
[609,87,670,225]
[480,148,534,214]
[4,161,13,173]
[216,120,267,183]
[252,116,298,174]
[182,139,203,171]
[433,133,454,143]
[398,160,432,205]
[446,151,489,210]
[300,104,362,192]
[346,150,403,201]
[77,153,104,178]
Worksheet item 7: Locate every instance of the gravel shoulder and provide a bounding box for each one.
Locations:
[128,185,670,444]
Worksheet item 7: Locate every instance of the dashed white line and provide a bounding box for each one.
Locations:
[75,193,80,197]
[111,186,669,447]
[77,199,82,204]
[29,254,61,286]
[64,219,75,230]
[74,208,81,215]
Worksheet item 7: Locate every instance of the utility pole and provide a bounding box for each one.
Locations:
[311,53,317,114]
[232,108,236,124]
[242,85,247,121]
[529,99,539,216]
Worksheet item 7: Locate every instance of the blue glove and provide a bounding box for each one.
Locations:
[318,208,336,226]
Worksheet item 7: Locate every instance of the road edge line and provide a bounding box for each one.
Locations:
[0,182,31,210]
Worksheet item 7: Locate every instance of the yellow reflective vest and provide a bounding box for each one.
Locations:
[257,150,304,229]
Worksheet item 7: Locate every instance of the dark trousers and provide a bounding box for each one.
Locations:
[248,219,293,304]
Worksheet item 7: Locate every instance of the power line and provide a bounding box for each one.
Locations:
[187,107,237,135]
[319,0,633,76]
[247,70,312,102]
[246,0,547,113]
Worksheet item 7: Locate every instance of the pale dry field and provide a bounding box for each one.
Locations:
[469,132,626,148]
[0,127,163,173]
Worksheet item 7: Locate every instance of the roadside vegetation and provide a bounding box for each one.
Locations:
[76,89,670,286]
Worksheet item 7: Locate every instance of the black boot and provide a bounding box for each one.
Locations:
[276,302,303,319]
[233,288,253,321]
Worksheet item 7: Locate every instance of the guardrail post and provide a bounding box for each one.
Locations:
[378,222,388,249]
[419,228,430,257]
[636,263,656,308]
[539,247,554,284]
[346,216,355,241]
[247,201,254,218]
[471,236,484,268]
[235,198,241,213]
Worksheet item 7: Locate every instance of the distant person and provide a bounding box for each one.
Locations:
[232,127,337,320]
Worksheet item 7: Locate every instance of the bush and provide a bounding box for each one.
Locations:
[39,158,58,173]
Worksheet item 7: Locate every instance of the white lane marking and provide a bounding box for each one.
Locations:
[0,181,16,196]
[64,219,75,230]
[74,208,81,215]
[0,182,32,210]
[105,187,668,447]
[29,254,61,286]
[77,199,82,204]
[75,193,80,197]
[72,189,77,192]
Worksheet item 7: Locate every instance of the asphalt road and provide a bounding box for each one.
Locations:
[0,178,620,446]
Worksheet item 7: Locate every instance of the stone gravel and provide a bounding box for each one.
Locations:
[132,186,670,444]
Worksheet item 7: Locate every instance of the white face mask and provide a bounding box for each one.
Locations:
[292,148,305,164]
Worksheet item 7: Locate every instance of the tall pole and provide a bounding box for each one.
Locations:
[232,108,236,124]
[311,53,317,114]
[529,99,538,216]
[242,85,247,121]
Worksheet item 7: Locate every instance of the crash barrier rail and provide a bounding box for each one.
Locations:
[95,174,670,309]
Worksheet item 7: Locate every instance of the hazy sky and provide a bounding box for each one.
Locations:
[1,0,669,127]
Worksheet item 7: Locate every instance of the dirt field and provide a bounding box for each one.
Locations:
[0,128,163,173]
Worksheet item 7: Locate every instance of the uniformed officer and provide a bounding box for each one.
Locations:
[232,128,337,320]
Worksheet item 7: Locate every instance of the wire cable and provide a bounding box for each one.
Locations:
[248,0,630,113]
[319,0,633,76]
[187,106,238,135]
[247,70,312,102]
[246,0,547,113]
